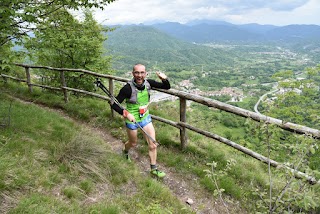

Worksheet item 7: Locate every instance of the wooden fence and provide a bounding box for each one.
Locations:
[1,63,319,184]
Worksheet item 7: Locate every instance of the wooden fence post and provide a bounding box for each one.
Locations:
[109,78,115,118]
[60,71,68,103]
[180,97,188,149]
[25,67,33,93]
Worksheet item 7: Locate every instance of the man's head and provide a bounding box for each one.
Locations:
[132,64,147,85]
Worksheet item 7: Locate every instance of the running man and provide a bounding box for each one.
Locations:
[111,64,170,178]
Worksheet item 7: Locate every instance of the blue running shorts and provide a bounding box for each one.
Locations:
[126,114,152,130]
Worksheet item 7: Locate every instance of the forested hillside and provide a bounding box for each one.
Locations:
[105,25,239,70]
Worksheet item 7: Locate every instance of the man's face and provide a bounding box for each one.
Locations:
[132,65,147,85]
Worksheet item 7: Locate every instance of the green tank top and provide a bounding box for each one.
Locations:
[126,86,150,123]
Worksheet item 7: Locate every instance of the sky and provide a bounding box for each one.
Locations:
[92,0,320,26]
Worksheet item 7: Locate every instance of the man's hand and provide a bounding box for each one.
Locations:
[126,113,136,123]
[156,71,167,80]
[123,110,136,122]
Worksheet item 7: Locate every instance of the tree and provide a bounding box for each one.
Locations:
[0,40,25,76]
[0,0,115,47]
[24,8,113,91]
[263,66,320,171]
[268,67,320,128]
[0,0,115,74]
[258,125,318,213]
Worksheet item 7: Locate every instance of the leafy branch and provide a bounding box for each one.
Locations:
[204,159,236,214]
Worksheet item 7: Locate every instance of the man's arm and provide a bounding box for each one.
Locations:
[111,84,131,115]
[147,79,171,89]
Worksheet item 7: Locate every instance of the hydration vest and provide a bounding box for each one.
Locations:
[127,80,151,104]
[125,80,151,123]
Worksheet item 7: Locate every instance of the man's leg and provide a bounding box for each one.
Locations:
[142,123,165,178]
[142,122,157,165]
[124,128,138,159]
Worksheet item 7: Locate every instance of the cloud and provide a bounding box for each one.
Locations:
[94,0,319,26]
[225,0,320,25]
[265,0,308,11]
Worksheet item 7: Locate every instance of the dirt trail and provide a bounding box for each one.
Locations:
[13,97,239,214]
[92,126,226,214]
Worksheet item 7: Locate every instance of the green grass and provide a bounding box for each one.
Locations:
[1,80,320,213]
[0,89,192,214]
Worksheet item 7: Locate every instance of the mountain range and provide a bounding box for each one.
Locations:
[150,20,320,43]
[105,20,320,70]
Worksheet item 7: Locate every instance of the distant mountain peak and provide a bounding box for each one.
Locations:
[150,21,320,42]
[185,19,234,26]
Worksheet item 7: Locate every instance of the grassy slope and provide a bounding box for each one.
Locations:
[1,81,319,213]
[0,81,262,213]
[0,90,192,213]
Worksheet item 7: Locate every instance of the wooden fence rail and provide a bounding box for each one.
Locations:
[1,63,319,184]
